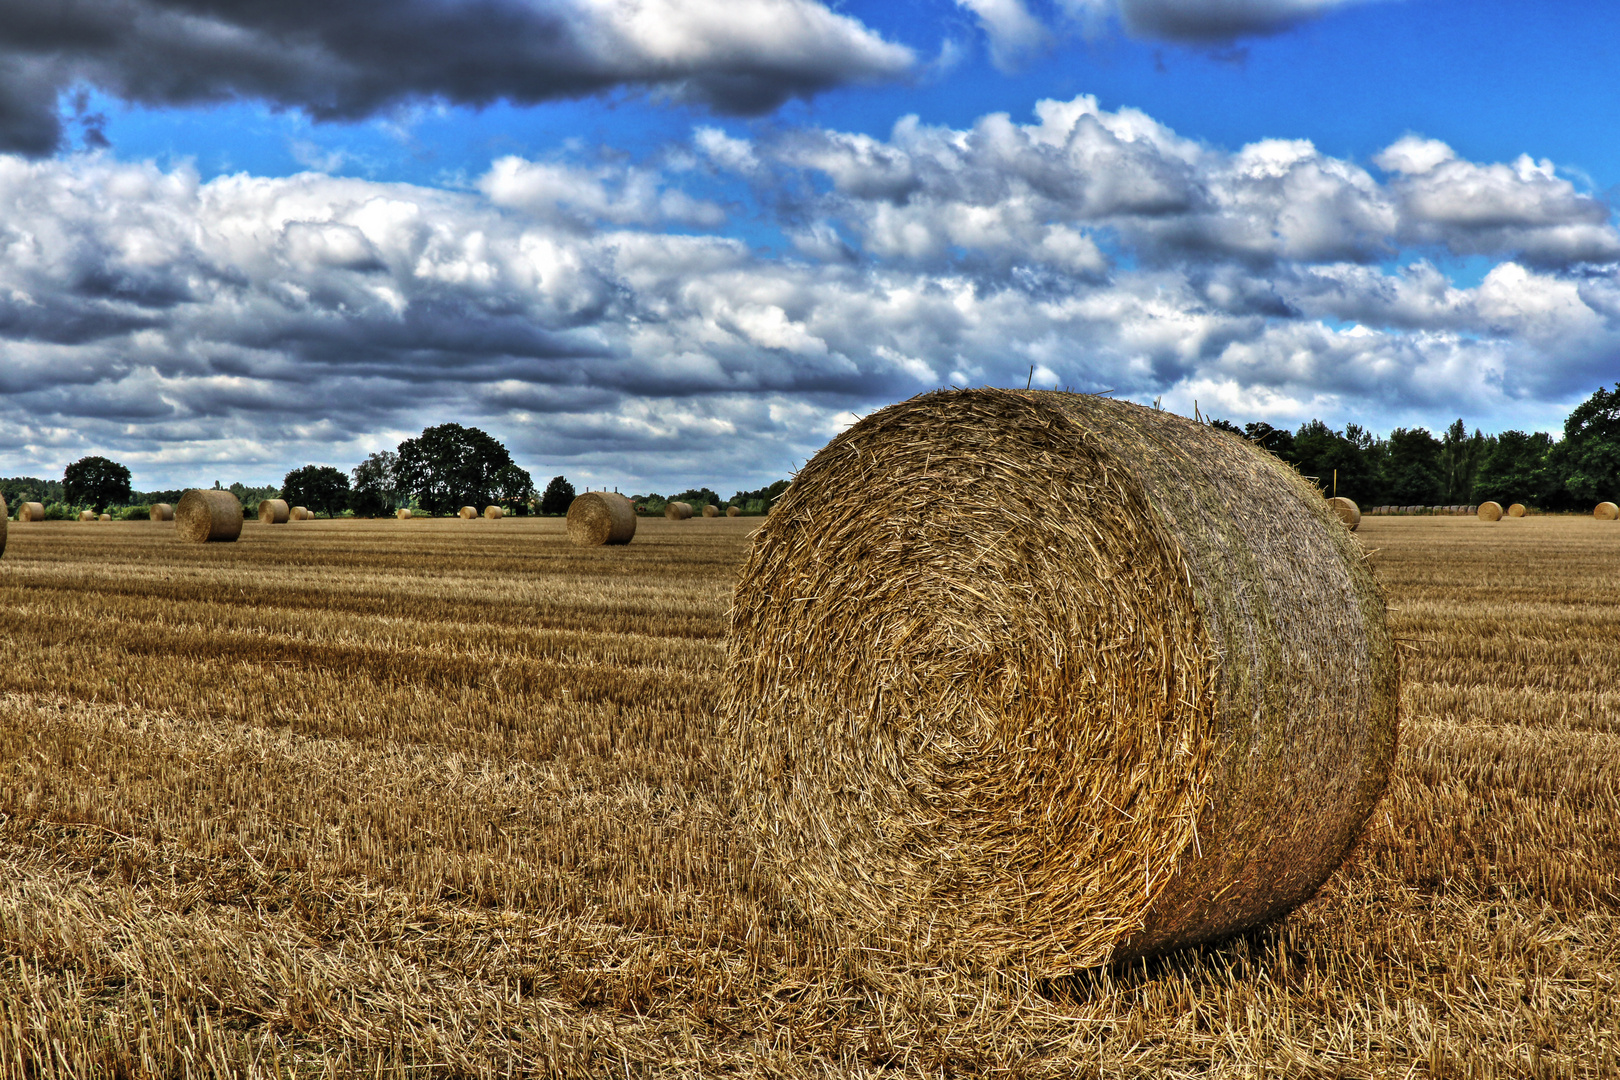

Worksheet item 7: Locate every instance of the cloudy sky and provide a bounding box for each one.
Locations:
[2,0,1618,493]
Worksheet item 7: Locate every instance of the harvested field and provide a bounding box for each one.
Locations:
[0,514,1616,1076]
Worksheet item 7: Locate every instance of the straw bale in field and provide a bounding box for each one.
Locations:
[725,389,1398,974]
[98,513,111,521]
[0,494,6,557]
[19,501,44,522]
[150,503,174,522]
[459,506,477,519]
[175,489,243,543]
[288,506,308,520]
[566,491,637,547]
[1327,496,1361,531]
[703,503,720,517]
[485,505,504,520]
[727,505,742,517]
[1597,502,1619,521]
[665,501,693,520]
[259,499,290,524]
[1477,501,1503,521]
[397,508,412,520]
[1507,503,1527,517]
[78,510,95,521]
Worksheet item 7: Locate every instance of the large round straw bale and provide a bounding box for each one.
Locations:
[725,389,1397,974]
[98,513,111,521]
[1477,501,1503,521]
[0,494,6,556]
[566,491,637,547]
[150,503,174,522]
[289,506,309,521]
[1597,502,1619,521]
[258,498,290,524]
[1507,503,1527,518]
[484,505,504,520]
[78,510,95,522]
[727,505,742,517]
[19,501,44,522]
[665,501,693,520]
[1327,496,1361,531]
[175,489,244,543]
[459,506,477,520]
[703,503,720,518]
[397,508,412,520]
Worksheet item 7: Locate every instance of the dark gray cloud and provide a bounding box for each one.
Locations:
[0,0,914,155]
[1113,0,1373,44]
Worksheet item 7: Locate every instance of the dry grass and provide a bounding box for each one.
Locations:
[0,515,1615,1077]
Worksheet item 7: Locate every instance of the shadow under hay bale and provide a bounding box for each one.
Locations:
[1327,496,1360,531]
[724,388,1398,975]
[258,499,289,524]
[1477,501,1503,521]
[566,492,637,547]
[175,490,243,543]
[665,501,693,521]
[19,502,44,522]
[150,503,173,522]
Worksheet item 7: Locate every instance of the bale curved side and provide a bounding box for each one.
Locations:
[78,510,95,522]
[98,513,111,521]
[259,499,290,524]
[1507,503,1527,518]
[175,490,244,543]
[1477,501,1504,521]
[459,506,477,520]
[567,492,637,547]
[727,506,742,517]
[1596,502,1619,521]
[19,502,44,522]
[397,508,412,520]
[665,501,693,521]
[702,504,720,518]
[1327,496,1361,531]
[724,389,1398,973]
[150,503,174,522]
[484,505,504,520]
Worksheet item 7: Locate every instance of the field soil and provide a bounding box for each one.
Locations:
[0,515,1616,1077]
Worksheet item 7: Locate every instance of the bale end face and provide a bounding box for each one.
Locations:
[150,503,174,522]
[484,505,504,520]
[1596,501,1619,521]
[702,504,720,518]
[176,489,244,543]
[1477,501,1504,521]
[664,501,693,521]
[566,492,638,546]
[259,499,290,524]
[459,506,477,519]
[19,501,44,522]
[1507,503,1527,517]
[290,506,309,521]
[723,389,1397,974]
[1327,496,1361,531]
[78,510,95,522]
[727,505,742,517]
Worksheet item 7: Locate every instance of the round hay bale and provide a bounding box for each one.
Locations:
[1477,501,1504,521]
[459,506,477,520]
[78,510,95,522]
[1507,503,1527,518]
[289,506,309,521]
[150,503,174,522]
[665,501,693,521]
[258,499,290,524]
[19,501,44,522]
[98,513,111,522]
[703,503,720,518]
[484,505,504,520]
[175,489,243,543]
[566,491,637,547]
[1596,502,1619,521]
[725,389,1397,974]
[396,508,413,520]
[727,505,742,517]
[0,494,6,557]
[1327,496,1361,531]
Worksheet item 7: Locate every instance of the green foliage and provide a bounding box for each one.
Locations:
[538,475,576,515]
[119,505,150,521]
[670,487,722,512]
[1288,420,1379,503]
[1381,428,1444,505]
[63,456,132,513]
[728,480,790,514]
[492,463,535,514]
[1556,383,1620,504]
[1242,422,1295,458]
[0,477,64,510]
[350,452,400,517]
[1438,419,1489,504]
[282,465,351,516]
[1475,431,1559,507]
[395,424,518,515]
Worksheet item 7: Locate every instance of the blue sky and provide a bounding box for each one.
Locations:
[2,0,1618,493]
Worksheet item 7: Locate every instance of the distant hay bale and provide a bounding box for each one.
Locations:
[1597,502,1619,521]
[727,505,742,517]
[150,503,174,522]
[459,506,477,520]
[1327,496,1361,531]
[397,508,413,520]
[725,389,1398,974]
[0,494,6,557]
[290,506,309,521]
[19,502,44,522]
[175,489,243,543]
[484,505,504,520]
[703,503,720,517]
[98,513,111,522]
[566,491,637,547]
[1507,503,1527,518]
[1477,501,1504,521]
[258,499,290,524]
[665,501,693,520]
[78,510,95,522]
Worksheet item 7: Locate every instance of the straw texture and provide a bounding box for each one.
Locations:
[397,508,413,520]
[459,506,477,520]
[19,502,44,522]
[566,492,638,547]
[0,494,6,557]
[484,505,504,520]
[1596,502,1619,521]
[1327,496,1361,531]
[290,506,309,521]
[724,389,1398,974]
[78,511,95,522]
[175,490,244,543]
[703,504,720,518]
[150,503,174,522]
[727,506,742,517]
[665,501,693,521]
[1477,502,1504,522]
[1507,503,1527,518]
[259,499,290,524]
[98,513,111,522]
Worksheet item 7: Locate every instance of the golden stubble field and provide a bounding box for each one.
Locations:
[0,514,1616,1078]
